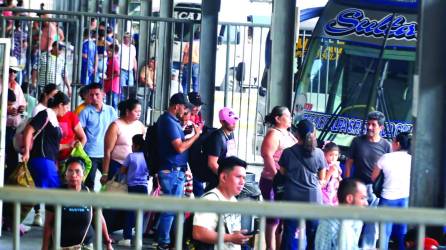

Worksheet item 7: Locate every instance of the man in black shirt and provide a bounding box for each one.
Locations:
[203,107,239,190]
[345,111,391,249]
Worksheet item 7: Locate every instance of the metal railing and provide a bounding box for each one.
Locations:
[0,186,443,250]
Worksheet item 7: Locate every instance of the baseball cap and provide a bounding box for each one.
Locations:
[424,238,439,250]
[219,107,239,126]
[188,92,204,106]
[169,93,190,106]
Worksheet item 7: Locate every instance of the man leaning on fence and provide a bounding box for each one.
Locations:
[192,156,252,250]
[156,93,201,250]
[315,178,368,250]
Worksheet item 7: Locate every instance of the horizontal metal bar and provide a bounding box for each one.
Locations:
[0,16,77,23]
[0,7,200,24]
[1,187,446,225]
[218,21,271,28]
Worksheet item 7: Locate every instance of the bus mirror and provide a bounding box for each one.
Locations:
[217,35,223,45]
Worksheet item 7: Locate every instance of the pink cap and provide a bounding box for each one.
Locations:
[219,107,239,126]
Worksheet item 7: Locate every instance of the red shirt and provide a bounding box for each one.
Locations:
[58,111,80,161]
[104,55,120,94]
[190,112,203,127]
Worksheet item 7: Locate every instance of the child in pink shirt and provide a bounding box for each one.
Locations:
[321,142,342,206]
[104,44,120,109]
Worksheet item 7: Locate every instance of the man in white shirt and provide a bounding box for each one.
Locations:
[192,156,252,250]
[315,179,368,250]
[120,32,137,99]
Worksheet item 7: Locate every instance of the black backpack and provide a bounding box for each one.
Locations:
[144,122,160,176]
[188,126,218,182]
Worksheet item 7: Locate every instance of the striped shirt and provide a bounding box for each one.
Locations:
[33,52,67,87]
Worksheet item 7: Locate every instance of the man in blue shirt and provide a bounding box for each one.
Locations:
[315,179,368,250]
[79,84,117,190]
[81,29,97,85]
[156,93,201,250]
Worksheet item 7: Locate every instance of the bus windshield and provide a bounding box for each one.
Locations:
[294,17,415,146]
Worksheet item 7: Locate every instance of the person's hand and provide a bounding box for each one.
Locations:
[18,105,25,114]
[228,231,252,245]
[100,175,109,185]
[193,124,202,136]
[22,151,30,163]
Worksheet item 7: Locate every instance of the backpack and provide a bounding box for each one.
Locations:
[144,122,160,176]
[188,126,218,182]
[12,118,29,154]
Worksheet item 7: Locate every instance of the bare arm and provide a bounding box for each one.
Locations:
[207,155,219,174]
[318,168,327,181]
[101,122,119,183]
[31,69,37,86]
[261,130,280,176]
[371,166,382,182]
[171,125,201,153]
[344,158,354,178]
[22,124,36,162]
[41,211,54,250]
[73,123,87,146]
[192,225,251,245]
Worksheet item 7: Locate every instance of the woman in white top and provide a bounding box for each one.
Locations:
[371,132,411,250]
[31,83,58,117]
[101,99,145,184]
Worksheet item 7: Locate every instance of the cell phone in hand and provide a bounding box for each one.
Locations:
[242,229,259,236]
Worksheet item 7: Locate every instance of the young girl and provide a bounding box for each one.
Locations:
[321,142,342,206]
[118,134,149,246]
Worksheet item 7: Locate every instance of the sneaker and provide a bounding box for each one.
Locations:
[156,244,170,250]
[117,239,131,247]
[33,213,43,227]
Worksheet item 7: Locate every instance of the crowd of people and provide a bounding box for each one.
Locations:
[0,2,420,250]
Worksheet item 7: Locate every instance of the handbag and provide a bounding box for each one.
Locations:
[5,162,35,222]
[8,162,35,188]
[272,172,286,201]
[373,172,385,198]
[102,173,128,193]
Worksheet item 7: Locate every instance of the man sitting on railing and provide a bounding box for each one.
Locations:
[192,156,252,250]
[314,178,368,250]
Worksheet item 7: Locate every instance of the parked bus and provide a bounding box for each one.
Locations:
[292,0,417,147]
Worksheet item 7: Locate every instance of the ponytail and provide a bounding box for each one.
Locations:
[294,119,316,157]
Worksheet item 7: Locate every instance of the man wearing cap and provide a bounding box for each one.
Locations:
[6,59,27,177]
[120,32,137,99]
[188,92,204,127]
[156,93,201,250]
[345,111,392,249]
[32,41,71,96]
[203,107,239,191]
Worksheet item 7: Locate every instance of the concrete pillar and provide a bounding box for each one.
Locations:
[200,0,220,127]
[268,0,296,110]
[155,0,174,111]
[411,0,446,209]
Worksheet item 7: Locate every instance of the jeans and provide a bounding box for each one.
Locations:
[192,179,205,197]
[281,219,319,250]
[181,63,199,93]
[379,197,409,250]
[95,56,107,84]
[124,185,149,239]
[120,69,135,101]
[360,184,380,249]
[157,169,185,245]
[106,92,119,110]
